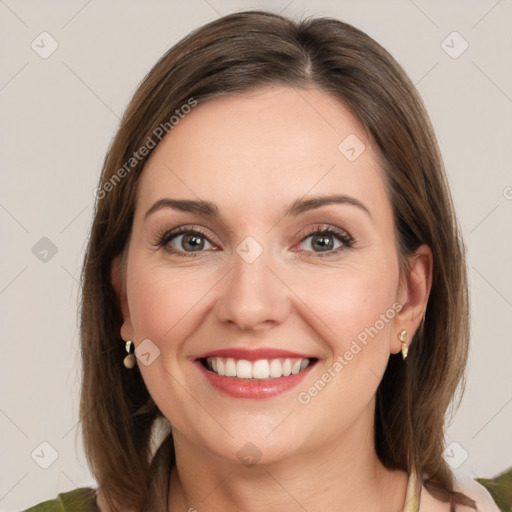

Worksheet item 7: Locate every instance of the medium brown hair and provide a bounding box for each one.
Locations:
[79,10,474,511]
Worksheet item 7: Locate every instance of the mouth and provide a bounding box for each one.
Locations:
[199,356,316,379]
[194,348,318,399]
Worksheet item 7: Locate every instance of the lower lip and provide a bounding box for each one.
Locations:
[196,361,315,399]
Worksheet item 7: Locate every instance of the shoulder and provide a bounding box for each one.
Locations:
[95,488,138,512]
[419,477,501,512]
[22,488,99,512]
[453,476,502,512]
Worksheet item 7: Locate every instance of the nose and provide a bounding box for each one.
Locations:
[214,243,291,332]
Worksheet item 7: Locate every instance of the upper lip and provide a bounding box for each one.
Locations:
[194,347,315,361]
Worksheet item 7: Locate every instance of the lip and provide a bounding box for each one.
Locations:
[194,347,315,361]
[194,349,317,399]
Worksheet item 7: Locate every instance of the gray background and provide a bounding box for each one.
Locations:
[1,1,511,510]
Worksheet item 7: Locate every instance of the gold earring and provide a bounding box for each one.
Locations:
[398,330,408,360]
[123,341,136,369]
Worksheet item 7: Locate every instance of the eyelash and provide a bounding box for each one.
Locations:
[152,224,355,258]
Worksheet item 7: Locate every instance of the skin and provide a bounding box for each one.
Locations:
[109,85,437,512]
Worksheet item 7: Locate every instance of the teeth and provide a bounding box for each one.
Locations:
[225,358,237,377]
[282,358,292,377]
[252,359,270,379]
[236,359,252,378]
[269,359,283,378]
[205,357,311,379]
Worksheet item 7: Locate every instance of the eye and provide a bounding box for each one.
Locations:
[297,225,354,256]
[154,225,218,257]
[153,223,355,258]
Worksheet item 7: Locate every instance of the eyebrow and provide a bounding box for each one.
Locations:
[144,194,372,221]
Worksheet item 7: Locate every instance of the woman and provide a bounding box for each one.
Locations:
[24,10,500,512]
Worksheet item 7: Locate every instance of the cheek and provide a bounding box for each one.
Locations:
[291,268,399,424]
[290,265,400,418]
[127,271,175,340]
[128,268,198,335]
[126,261,224,364]
[290,263,399,353]
[125,264,217,428]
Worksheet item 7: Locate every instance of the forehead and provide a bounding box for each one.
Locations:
[136,86,390,224]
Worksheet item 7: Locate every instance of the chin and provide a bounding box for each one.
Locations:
[211,434,304,468]
[170,409,312,467]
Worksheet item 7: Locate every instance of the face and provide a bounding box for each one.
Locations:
[113,86,427,466]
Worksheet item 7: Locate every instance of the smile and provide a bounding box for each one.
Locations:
[204,357,311,379]
[195,348,318,399]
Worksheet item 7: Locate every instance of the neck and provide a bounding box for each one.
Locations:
[167,408,409,512]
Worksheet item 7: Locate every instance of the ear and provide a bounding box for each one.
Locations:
[393,244,433,354]
[111,254,134,342]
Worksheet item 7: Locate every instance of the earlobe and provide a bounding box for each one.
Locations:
[111,255,134,341]
[394,244,433,353]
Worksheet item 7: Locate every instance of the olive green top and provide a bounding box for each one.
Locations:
[22,465,511,511]
[22,487,100,512]
[21,470,420,512]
